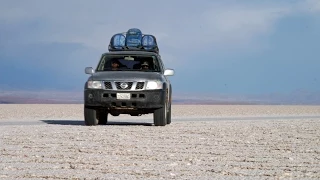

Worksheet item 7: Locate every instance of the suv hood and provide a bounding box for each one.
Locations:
[90,71,164,81]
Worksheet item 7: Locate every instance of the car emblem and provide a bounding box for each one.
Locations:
[120,82,128,89]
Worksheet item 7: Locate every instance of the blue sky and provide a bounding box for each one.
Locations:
[1,0,320,96]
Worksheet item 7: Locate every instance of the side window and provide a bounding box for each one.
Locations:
[96,56,106,71]
[157,56,165,73]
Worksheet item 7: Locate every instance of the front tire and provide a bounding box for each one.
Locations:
[153,102,167,126]
[98,111,108,125]
[166,102,171,124]
[84,107,98,126]
[167,85,172,125]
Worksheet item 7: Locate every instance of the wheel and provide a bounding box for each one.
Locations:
[84,107,98,126]
[166,102,171,124]
[98,111,108,125]
[153,101,167,126]
[167,85,172,124]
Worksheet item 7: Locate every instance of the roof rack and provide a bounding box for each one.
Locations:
[108,28,160,54]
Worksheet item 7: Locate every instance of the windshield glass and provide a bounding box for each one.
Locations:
[96,54,161,72]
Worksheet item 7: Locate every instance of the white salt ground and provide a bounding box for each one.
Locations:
[0,104,319,179]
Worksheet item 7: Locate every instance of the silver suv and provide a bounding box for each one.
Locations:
[83,28,174,126]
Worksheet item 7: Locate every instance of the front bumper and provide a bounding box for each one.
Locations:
[84,89,165,109]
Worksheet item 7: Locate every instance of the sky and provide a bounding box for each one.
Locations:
[0,0,320,96]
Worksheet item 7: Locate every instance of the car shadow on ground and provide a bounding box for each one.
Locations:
[41,120,153,126]
[41,120,85,126]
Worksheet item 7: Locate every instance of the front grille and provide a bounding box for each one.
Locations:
[115,82,133,90]
[104,82,112,89]
[136,82,145,89]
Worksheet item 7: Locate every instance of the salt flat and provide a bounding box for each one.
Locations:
[0,104,320,179]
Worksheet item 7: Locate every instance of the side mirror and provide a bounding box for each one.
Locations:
[85,67,95,74]
[164,69,174,76]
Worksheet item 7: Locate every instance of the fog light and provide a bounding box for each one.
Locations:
[88,93,93,98]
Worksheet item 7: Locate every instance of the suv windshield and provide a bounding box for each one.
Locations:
[96,54,161,72]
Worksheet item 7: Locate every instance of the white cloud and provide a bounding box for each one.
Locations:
[300,0,320,13]
[0,0,319,53]
[204,7,289,37]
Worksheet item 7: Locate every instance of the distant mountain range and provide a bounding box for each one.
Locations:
[1,89,320,105]
[0,90,82,104]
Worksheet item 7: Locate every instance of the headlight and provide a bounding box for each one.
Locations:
[87,81,102,89]
[146,81,163,90]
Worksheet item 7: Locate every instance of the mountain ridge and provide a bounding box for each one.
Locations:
[1,90,319,105]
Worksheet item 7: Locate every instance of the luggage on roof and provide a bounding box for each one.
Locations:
[108,28,159,54]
